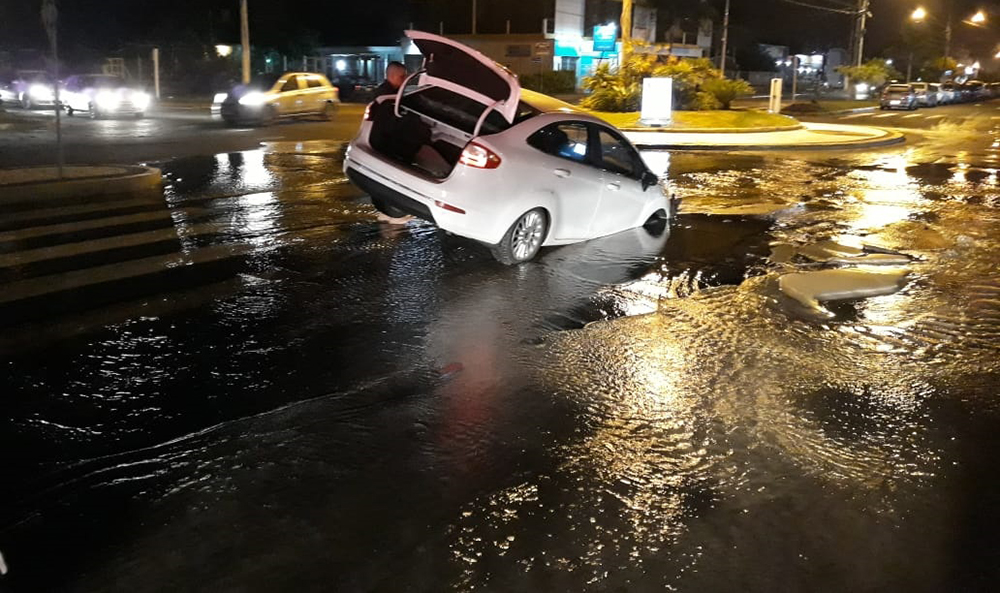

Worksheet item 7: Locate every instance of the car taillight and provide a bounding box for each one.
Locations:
[458,142,501,169]
[363,103,372,121]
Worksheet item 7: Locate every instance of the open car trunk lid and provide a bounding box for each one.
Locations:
[406,30,521,124]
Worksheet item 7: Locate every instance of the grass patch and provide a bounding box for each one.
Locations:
[589,109,798,130]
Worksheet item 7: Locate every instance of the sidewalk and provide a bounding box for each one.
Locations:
[623,122,904,151]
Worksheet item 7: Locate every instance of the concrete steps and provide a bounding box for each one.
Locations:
[0,188,249,334]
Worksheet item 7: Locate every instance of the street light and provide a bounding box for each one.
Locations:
[911,6,927,22]
[970,10,986,24]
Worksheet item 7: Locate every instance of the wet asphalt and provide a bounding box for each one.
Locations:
[1,102,999,592]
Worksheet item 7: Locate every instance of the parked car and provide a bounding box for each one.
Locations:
[935,82,955,105]
[1,70,56,109]
[61,75,150,118]
[213,72,339,125]
[343,31,669,265]
[333,75,377,103]
[880,84,917,110]
[909,82,937,107]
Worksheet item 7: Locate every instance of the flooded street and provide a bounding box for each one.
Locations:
[2,131,999,591]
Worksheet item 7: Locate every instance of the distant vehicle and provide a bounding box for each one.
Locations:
[344,31,669,265]
[964,80,988,101]
[2,70,56,109]
[909,82,937,107]
[61,75,150,118]
[935,82,955,105]
[213,72,339,125]
[333,75,377,103]
[880,84,917,110]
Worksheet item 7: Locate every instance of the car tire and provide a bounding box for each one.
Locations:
[322,101,337,121]
[66,106,74,117]
[491,208,548,265]
[261,105,278,126]
[371,197,407,218]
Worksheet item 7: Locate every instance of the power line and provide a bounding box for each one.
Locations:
[776,0,862,16]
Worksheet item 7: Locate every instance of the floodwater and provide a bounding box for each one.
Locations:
[1,135,999,592]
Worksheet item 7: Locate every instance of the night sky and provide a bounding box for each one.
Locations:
[0,0,992,59]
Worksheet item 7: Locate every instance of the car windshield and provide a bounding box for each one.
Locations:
[886,85,910,92]
[249,73,282,91]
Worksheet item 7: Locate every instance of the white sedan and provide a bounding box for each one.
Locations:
[344,30,669,265]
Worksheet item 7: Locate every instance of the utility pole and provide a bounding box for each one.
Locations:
[944,10,952,60]
[472,0,477,34]
[152,47,160,99]
[41,0,63,178]
[719,0,730,77]
[240,0,250,84]
[854,0,869,67]
[621,0,633,63]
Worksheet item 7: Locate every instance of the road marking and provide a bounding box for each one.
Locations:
[841,113,869,119]
[902,113,923,118]
[925,115,944,120]
[874,113,899,118]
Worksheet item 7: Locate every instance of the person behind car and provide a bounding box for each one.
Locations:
[369,62,450,179]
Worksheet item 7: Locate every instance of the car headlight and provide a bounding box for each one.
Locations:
[96,90,121,110]
[131,91,150,110]
[213,92,228,104]
[238,92,266,106]
[29,84,53,99]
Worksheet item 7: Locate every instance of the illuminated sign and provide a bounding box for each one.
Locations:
[593,23,617,52]
[640,77,672,125]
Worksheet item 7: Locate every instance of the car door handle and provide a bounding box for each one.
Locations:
[553,168,571,178]
[606,181,621,190]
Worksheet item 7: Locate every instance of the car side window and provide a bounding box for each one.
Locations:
[596,129,639,178]
[281,76,299,92]
[307,78,324,89]
[526,122,590,164]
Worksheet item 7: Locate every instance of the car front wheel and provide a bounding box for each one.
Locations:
[491,208,548,265]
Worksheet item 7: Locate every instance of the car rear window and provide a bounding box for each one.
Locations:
[887,85,910,91]
[400,86,538,135]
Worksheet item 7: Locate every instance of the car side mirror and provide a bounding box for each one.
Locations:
[641,170,659,191]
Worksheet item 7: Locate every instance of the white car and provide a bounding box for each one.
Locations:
[61,75,151,118]
[343,30,669,265]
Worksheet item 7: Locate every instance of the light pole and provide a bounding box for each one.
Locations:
[240,0,250,84]
[719,0,730,77]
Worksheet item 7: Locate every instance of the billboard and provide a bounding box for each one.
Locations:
[593,24,617,53]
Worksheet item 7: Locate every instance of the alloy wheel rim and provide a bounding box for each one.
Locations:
[511,211,544,261]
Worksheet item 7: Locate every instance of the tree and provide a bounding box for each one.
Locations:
[581,51,722,111]
[836,58,900,87]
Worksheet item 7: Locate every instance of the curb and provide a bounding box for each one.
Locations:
[630,129,905,151]
[620,123,804,134]
[0,166,163,204]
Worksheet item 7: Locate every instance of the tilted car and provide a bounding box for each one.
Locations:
[343,31,669,265]
[61,75,151,118]
[880,84,917,110]
[213,72,340,125]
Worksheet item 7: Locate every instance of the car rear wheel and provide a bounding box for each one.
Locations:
[322,102,337,121]
[491,208,548,265]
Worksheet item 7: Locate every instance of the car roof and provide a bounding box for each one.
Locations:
[519,89,583,114]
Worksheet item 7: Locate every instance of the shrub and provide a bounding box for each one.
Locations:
[519,70,577,94]
[701,78,753,109]
[691,91,722,111]
[581,52,723,111]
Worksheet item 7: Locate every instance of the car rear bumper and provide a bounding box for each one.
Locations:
[346,167,436,222]
[345,144,507,245]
